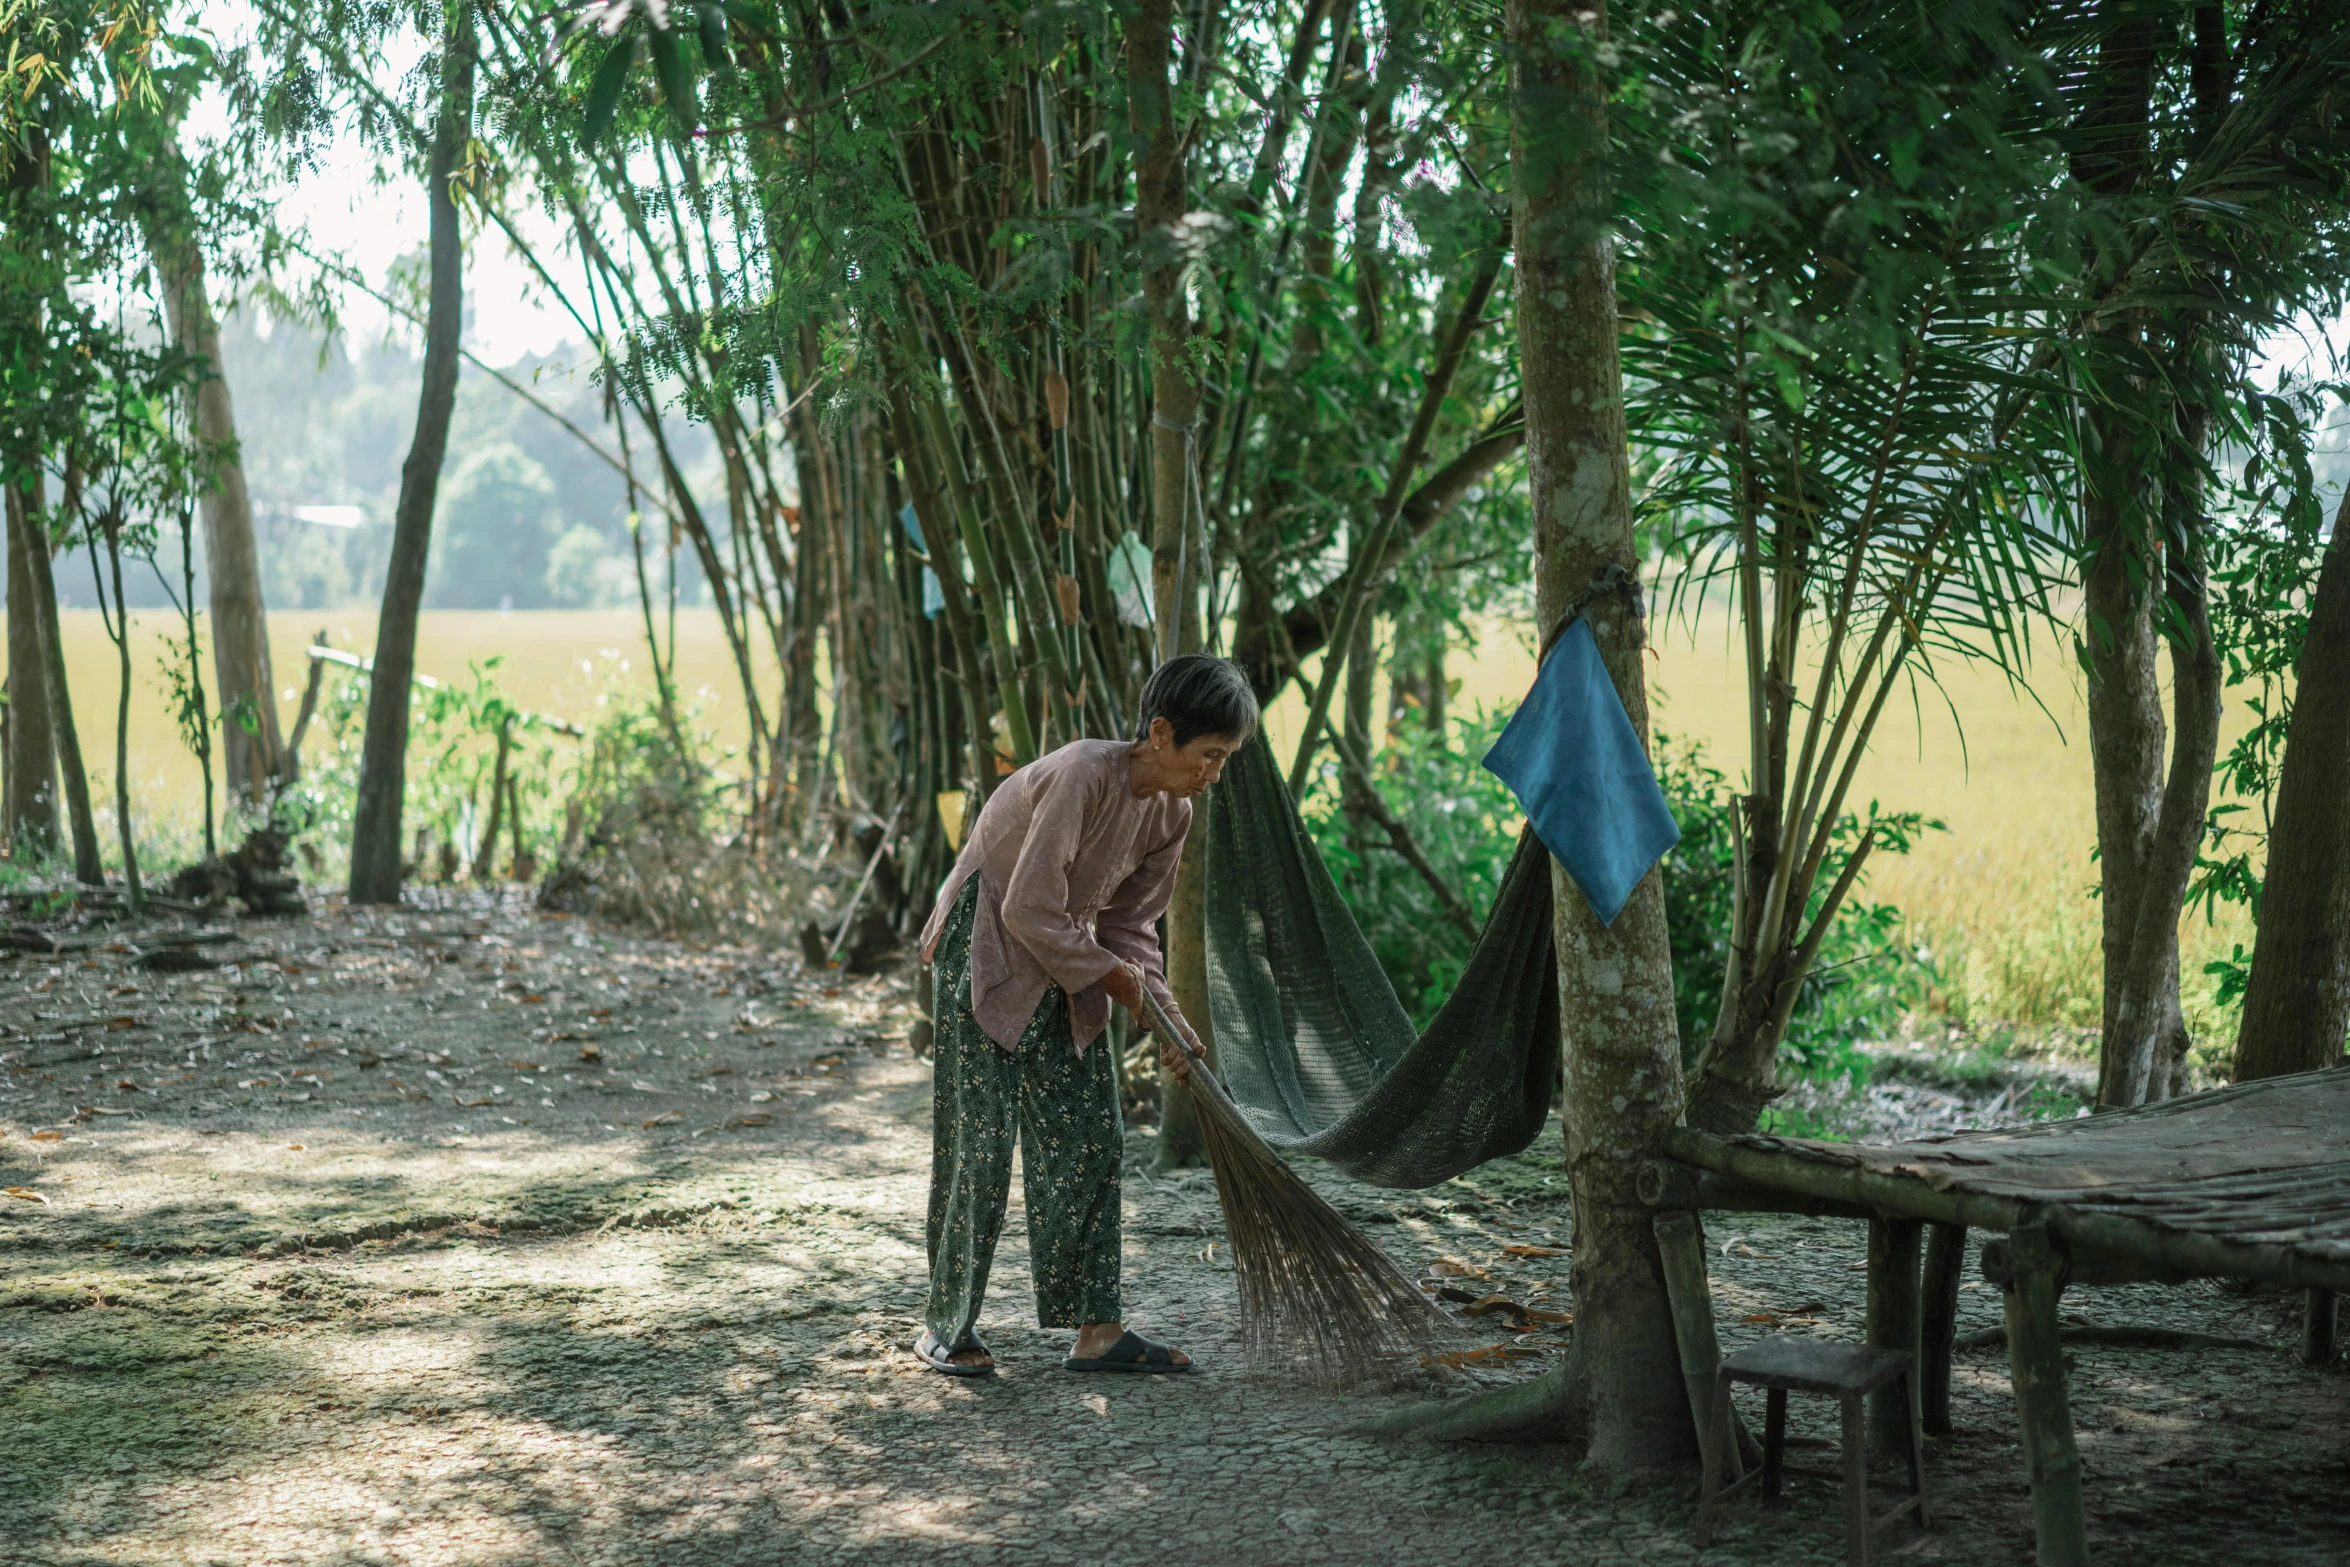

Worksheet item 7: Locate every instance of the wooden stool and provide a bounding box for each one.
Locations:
[1695,1335,1930,1566]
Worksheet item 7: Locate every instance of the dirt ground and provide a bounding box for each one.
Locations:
[3,894,2346,1566]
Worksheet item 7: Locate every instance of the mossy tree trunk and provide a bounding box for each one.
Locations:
[1510,0,1693,1469]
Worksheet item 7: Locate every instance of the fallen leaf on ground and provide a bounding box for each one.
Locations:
[1425,1343,1539,1368]
[1430,1258,1494,1280]
[457,1098,495,1108]
[1461,1294,1576,1329]
[1730,1243,1777,1260]
[287,1144,304,1151]
[578,1044,603,1062]
[3,1187,47,1204]
[1502,1244,1562,1257]
[748,1091,775,1103]
[725,1114,772,1128]
[30,1131,62,1143]
[642,1110,683,1128]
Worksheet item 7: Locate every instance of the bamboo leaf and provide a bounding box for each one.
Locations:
[578,39,634,151]
[644,23,693,138]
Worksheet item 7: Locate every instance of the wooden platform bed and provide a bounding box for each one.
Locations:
[1645,1066,2350,1566]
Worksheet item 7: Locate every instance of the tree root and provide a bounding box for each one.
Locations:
[1954,1323,2274,1354]
[1358,1356,1589,1445]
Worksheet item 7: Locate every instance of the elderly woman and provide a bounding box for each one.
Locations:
[912,654,1259,1376]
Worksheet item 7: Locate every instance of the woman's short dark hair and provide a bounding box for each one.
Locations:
[1135,655,1260,748]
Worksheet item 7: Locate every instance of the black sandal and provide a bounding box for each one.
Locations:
[1062,1329,1192,1373]
[913,1329,995,1377]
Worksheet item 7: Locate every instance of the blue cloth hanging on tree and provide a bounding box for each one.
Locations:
[1482,616,1680,927]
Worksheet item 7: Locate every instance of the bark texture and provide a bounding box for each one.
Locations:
[347,6,474,904]
[146,153,283,806]
[2073,5,2204,1109]
[1510,0,1692,1469]
[2097,403,2220,1107]
[2233,486,2350,1081]
[4,486,58,858]
[19,486,101,884]
[1130,0,1219,1167]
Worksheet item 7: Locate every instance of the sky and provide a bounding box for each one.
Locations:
[188,2,583,369]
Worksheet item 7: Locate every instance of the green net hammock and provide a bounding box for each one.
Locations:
[1201,734,1561,1189]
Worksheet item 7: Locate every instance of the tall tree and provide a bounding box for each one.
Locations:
[1509,0,1689,1468]
[2072,5,2203,1110]
[2233,486,2350,1081]
[347,0,475,904]
[142,141,284,808]
[3,485,59,858]
[1130,0,1221,1167]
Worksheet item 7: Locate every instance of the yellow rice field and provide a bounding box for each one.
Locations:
[11,606,2252,1049]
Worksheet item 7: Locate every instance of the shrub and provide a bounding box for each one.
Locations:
[1304,711,1934,1080]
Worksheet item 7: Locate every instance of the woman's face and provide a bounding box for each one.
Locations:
[1144,721,1246,798]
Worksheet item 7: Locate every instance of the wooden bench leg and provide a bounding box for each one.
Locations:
[1840,1391,1871,1567]
[2004,1218,2088,1567]
[1695,1372,1737,1547]
[1921,1222,1965,1436]
[1656,1210,1761,1476]
[2303,1288,2338,1366]
[1898,1363,1932,1530]
[1867,1218,1923,1456]
[1763,1387,1787,1504]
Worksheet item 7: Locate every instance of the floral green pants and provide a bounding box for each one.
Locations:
[925,877,1124,1351]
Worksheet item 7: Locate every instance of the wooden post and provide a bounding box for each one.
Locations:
[2303,1288,2338,1365]
[1866,1217,1923,1456]
[1654,1210,1762,1475]
[2003,1217,2089,1567]
[1920,1222,1966,1435]
[1839,1390,1871,1567]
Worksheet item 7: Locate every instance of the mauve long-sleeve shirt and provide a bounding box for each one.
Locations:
[918,739,1191,1054]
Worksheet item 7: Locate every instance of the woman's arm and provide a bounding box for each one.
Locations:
[1095,819,1187,1016]
[996,767,1126,998]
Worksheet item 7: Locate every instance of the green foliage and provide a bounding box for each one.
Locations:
[1304,704,1933,1071]
[1301,709,1523,1027]
[1653,735,1940,1080]
[292,658,570,879]
[2189,375,2345,1008]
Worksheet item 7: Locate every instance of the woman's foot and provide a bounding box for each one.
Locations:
[1065,1322,1192,1371]
[913,1329,995,1376]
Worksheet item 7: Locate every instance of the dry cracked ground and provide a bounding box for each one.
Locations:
[2,895,2346,1566]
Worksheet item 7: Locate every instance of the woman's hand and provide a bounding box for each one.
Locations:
[1157,1029,1193,1083]
[1102,960,1146,1020]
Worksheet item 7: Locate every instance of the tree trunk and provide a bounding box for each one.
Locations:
[1,131,95,885]
[1131,0,1221,1167]
[2072,4,2184,1110]
[2098,402,2219,1107]
[347,3,474,905]
[2234,485,2350,1081]
[18,491,101,885]
[1511,0,1692,1469]
[147,151,284,808]
[4,485,57,859]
